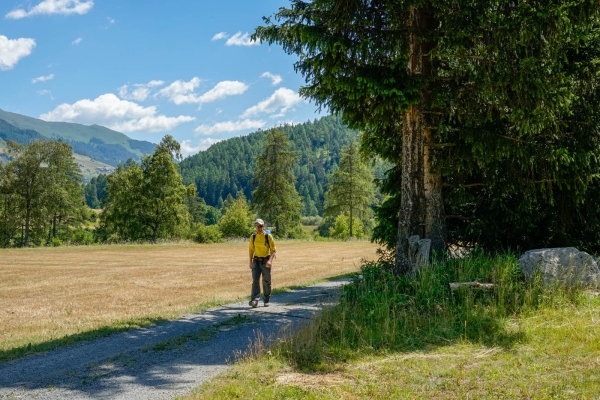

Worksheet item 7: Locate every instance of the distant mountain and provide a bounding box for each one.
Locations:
[0,109,156,167]
[180,115,363,216]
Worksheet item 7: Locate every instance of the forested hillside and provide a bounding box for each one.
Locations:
[0,109,156,166]
[179,116,360,215]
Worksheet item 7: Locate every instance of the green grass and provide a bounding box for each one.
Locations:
[184,251,600,399]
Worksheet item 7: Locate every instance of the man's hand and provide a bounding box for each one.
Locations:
[249,261,253,270]
[266,260,272,268]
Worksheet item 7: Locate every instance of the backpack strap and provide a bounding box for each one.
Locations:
[252,232,271,250]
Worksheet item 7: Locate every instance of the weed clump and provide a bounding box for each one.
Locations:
[273,250,576,371]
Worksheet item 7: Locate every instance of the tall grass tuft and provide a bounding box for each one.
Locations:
[273,250,577,372]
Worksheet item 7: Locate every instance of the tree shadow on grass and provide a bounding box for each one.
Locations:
[0,316,169,364]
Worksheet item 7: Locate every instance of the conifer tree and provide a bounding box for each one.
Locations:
[255,0,600,270]
[324,142,374,238]
[252,129,302,236]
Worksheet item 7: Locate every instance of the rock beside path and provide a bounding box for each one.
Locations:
[519,247,600,288]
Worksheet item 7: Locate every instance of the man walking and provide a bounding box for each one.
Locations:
[249,218,276,308]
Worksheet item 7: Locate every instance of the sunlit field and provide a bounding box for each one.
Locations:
[0,240,378,362]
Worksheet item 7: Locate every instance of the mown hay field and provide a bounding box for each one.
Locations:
[0,241,378,360]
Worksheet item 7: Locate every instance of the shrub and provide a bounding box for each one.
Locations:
[329,213,365,240]
[51,237,62,247]
[71,230,94,245]
[218,196,254,238]
[301,216,323,226]
[193,224,223,244]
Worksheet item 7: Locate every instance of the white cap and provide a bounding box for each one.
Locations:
[254,218,265,226]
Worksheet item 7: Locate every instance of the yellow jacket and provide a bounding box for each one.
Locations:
[249,232,276,257]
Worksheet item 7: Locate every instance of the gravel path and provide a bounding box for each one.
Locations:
[0,279,349,399]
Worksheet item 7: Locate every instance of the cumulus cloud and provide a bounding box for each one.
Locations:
[72,37,82,45]
[158,78,248,106]
[225,32,259,47]
[196,81,248,104]
[118,80,165,101]
[156,77,201,105]
[6,0,94,19]
[40,93,195,133]
[211,32,228,41]
[194,119,265,135]
[32,73,54,83]
[260,72,282,86]
[111,115,195,133]
[241,88,302,118]
[0,35,36,70]
[181,138,222,156]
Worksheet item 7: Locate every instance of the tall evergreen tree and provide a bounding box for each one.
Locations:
[324,142,374,238]
[255,0,600,271]
[252,129,303,236]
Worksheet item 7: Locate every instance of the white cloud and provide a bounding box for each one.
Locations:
[211,32,228,41]
[181,138,222,156]
[6,0,94,19]
[261,72,282,86]
[241,88,302,118]
[196,81,248,104]
[111,115,195,133]
[157,77,202,105]
[37,89,54,99]
[40,93,195,133]
[118,80,165,101]
[72,37,82,45]
[0,35,36,71]
[106,17,115,27]
[194,119,265,135]
[225,32,259,47]
[32,73,54,83]
[158,78,248,106]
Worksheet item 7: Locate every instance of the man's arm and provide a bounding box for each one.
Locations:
[266,251,276,268]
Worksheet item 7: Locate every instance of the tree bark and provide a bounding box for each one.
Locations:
[395,6,446,275]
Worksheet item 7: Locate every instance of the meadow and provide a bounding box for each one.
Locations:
[0,240,378,362]
[185,252,600,399]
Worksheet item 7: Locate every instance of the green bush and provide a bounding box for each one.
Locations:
[329,213,365,240]
[71,230,94,245]
[193,224,223,244]
[301,216,323,226]
[218,195,254,238]
[51,237,62,247]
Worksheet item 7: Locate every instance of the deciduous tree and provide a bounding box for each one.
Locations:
[100,136,195,242]
[0,140,83,247]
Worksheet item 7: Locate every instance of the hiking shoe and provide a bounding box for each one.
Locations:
[249,299,258,308]
[264,301,269,307]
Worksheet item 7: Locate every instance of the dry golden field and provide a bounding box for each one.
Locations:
[0,241,378,359]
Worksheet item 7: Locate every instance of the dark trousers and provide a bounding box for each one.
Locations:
[251,258,271,301]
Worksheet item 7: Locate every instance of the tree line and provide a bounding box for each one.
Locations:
[0,127,376,247]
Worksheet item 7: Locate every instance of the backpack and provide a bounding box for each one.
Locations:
[252,231,272,249]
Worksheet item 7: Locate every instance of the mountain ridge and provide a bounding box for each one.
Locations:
[0,109,156,167]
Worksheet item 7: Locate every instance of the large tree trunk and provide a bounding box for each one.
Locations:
[395,7,446,275]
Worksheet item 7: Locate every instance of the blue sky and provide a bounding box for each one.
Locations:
[0,0,324,156]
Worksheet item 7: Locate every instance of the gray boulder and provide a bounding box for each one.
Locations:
[519,247,600,288]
